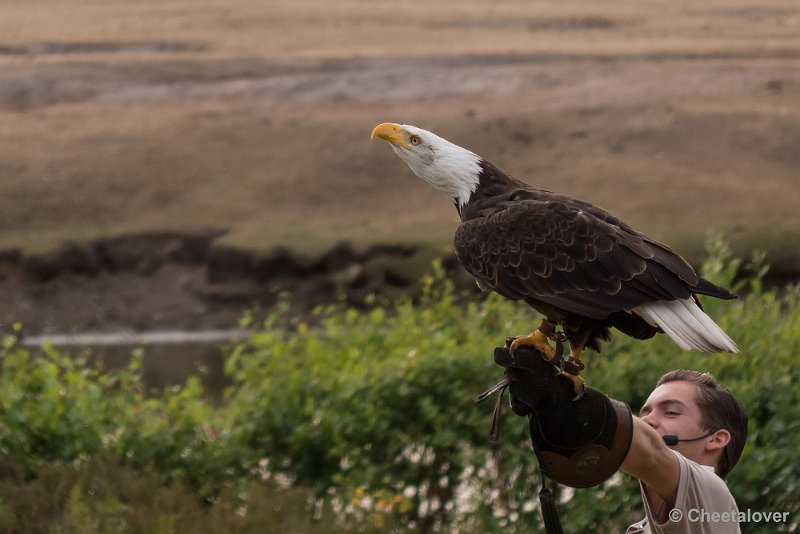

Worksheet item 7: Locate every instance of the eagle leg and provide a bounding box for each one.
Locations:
[559,348,586,399]
[556,325,587,399]
[559,337,586,400]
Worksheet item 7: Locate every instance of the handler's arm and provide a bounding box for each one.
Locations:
[621,417,680,506]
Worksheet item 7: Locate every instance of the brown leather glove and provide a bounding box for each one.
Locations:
[493,341,633,488]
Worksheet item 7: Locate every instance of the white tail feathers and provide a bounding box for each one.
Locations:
[636,299,739,353]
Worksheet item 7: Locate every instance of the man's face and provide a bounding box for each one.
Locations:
[639,380,711,464]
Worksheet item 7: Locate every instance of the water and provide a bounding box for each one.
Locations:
[21,329,253,399]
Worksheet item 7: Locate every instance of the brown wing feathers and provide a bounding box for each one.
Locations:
[454,198,700,320]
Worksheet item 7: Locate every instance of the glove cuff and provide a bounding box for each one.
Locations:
[530,387,633,488]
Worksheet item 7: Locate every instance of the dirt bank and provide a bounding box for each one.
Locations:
[0,231,475,336]
[2,230,797,340]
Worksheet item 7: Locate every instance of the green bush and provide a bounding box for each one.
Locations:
[0,338,246,504]
[224,237,800,532]
[224,266,542,531]
[0,236,798,532]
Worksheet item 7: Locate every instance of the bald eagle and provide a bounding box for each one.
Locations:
[371,122,738,393]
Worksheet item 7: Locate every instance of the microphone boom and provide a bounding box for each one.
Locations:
[662,429,717,447]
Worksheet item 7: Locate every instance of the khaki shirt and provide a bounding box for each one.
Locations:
[626,450,740,533]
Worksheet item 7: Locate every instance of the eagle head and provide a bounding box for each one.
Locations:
[371,122,482,207]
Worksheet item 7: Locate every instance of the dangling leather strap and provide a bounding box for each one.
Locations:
[474,377,511,441]
[539,475,565,534]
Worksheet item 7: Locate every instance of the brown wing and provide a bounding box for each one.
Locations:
[453,198,700,320]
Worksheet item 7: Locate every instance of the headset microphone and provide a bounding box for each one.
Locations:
[662,429,718,447]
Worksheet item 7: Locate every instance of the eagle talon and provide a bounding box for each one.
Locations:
[559,372,586,401]
[510,331,557,362]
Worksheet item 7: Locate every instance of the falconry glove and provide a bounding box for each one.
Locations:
[486,340,633,488]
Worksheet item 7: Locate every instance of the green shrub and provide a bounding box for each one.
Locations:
[224,266,542,531]
[225,239,800,532]
[0,337,245,504]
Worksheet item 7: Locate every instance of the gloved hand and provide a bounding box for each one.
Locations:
[493,341,577,417]
[488,339,634,488]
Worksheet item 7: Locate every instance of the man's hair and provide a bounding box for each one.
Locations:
[657,370,748,478]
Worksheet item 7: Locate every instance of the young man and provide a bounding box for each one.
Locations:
[622,370,748,533]
[492,345,748,533]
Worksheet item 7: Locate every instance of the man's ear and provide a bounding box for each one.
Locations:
[707,429,731,452]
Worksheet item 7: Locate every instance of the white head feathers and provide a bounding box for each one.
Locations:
[371,123,482,207]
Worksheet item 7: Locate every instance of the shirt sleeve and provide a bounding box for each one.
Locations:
[639,450,740,534]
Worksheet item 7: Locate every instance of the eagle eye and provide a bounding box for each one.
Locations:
[409,135,421,146]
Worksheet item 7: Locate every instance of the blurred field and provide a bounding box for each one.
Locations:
[2,0,799,254]
[1,0,800,331]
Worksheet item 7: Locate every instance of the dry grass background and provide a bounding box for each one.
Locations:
[1,0,799,266]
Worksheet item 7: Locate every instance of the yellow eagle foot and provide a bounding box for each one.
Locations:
[509,330,557,361]
[561,348,586,399]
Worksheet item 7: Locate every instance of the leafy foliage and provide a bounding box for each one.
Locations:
[224,236,800,532]
[0,336,246,504]
[0,236,798,532]
[224,264,541,531]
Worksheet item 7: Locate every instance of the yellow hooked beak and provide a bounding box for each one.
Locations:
[371,122,410,149]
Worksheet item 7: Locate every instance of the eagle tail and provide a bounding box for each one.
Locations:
[636,298,739,353]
